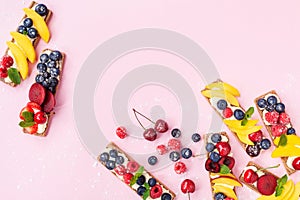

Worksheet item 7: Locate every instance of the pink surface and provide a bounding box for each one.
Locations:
[1,0,300,199]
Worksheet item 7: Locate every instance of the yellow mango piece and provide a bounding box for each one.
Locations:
[206,81,240,97]
[210,173,236,179]
[271,145,300,158]
[10,32,36,63]
[6,41,28,79]
[212,177,242,187]
[230,125,262,136]
[274,135,300,146]
[224,119,258,129]
[236,133,254,145]
[289,182,300,200]
[213,184,237,200]
[23,8,50,43]
[202,90,239,107]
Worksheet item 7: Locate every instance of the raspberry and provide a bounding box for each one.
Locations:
[156,144,168,155]
[123,173,133,184]
[0,67,8,78]
[150,184,163,199]
[174,161,187,174]
[127,161,139,173]
[223,107,233,118]
[1,55,13,69]
[116,126,127,139]
[265,111,279,124]
[271,124,287,137]
[279,113,290,125]
[114,165,126,176]
[168,139,181,151]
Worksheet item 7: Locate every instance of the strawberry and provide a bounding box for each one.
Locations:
[1,55,13,69]
[19,106,34,120]
[123,173,133,184]
[0,67,8,78]
[114,165,126,176]
[127,161,139,173]
[116,126,127,139]
[27,102,41,111]
[150,184,163,198]
[156,144,168,155]
[24,123,38,134]
[168,139,181,151]
[223,107,233,118]
[174,161,187,174]
[257,174,277,195]
[279,113,290,125]
[271,124,287,137]
[265,111,279,125]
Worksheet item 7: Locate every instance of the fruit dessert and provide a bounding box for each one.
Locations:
[239,161,300,200]
[18,49,64,136]
[255,90,300,175]
[201,80,271,157]
[204,132,242,200]
[0,1,51,86]
[98,143,176,200]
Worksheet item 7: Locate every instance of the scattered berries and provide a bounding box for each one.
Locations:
[156,144,168,155]
[171,128,181,138]
[192,133,201,142]
[148,156,158,166]
[174,161,187,174]
[168,139,181,151]
[116,126,127,139]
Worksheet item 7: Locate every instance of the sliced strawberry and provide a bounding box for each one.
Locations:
[29,83,46,105]
[24,123,38,134]
[42,90,56,113]
[271,124,287,137]
[19,106,34,120]
[265,111,279,124]
[257,174,277,195]
[27,102,41,111]
[279,113,290,125]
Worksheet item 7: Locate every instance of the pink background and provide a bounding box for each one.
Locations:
[1,0,300,199]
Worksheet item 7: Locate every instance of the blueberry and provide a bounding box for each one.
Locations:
[136,175,146,185]
[42,80,49,88]
[171,128,181,138]
[48,77,58,87]
[148,178,157,187]
[246,144,261,157]
[257,98,267,109]
[214,192,226,200]
[37,63,47,72]
[49,51,62,61]
[205,143,215,152]
[40,54,49,63]
[260,138,271,150]
[41,71,50,78]
[47,60,57,68]
[99,152,109,162]
[234,109,245,120]
[35,74,44,83]
[210,152,221,162]
[27,27,38,39]
[35,4,48,16]
[116,156,124,165]
[266,105,275,112]
[105,160,115,170]
[50,67,60,77]
[48,86,56,94]
[287,127,296,135]
[267,95,278,106]
[109,149,118,158]
[181,148,192,159]
[192,133,201,142]
[18,25,27,35]
[275,103,285,113]
[148,156,158,165]
[217,99,227,110]
[161,193,172,200]
[23,18,33,28]
[137,186,146,196]
[211,133,222,143]
[169,151,180,162]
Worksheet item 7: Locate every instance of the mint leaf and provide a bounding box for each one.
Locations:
[129,166,144,186]
[19,121,35,127]
[143,183,150,200]
[245,107,254,118]
[241,118,248,126]
[22,111,34,122]
[278,134,287,147]
[275,175,288,197]
[7,68,21,84]
[220,165,230,174]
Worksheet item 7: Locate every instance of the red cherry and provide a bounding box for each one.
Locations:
[27,102,41,111]
[0,67,8,78]
[292,157,300,170]
[143,128,157,141]
[215,142,231,156]
[116,126,127,139]
[243,169,258,184]
[34,111,47,124]
[24,123,38,134]
[223,107,233,118]
[218,156,235,170]
[205,159,220,173]
[150,184,163,198]
[181,179,195,194]
[174,161,187,174]
[123,173,133,184]
[154,119,168,133]
[248,130,263,142]
[19,106,34,120]
[1,55,14,69]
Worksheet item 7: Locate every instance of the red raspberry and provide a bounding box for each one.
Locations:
[123,173,133,184]
[225,198,234,200]
[1,55,14,69]
[223,107,233,118]
[279,113,290,125]
[150,184,163,199]
[156,144,168,155]
[0,67,8,78]
[114,165,126,176]
[248,130,263,142]
[168,139,181,151]
[271,124,287,137]
[265,111,279,124]
[116,126,127,139]
[127,161,139,173]
[174,161,187,174]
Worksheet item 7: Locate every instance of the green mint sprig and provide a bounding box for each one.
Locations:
[241,107,254,126]
[275,174,288,197]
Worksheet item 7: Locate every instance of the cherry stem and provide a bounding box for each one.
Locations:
[133,109,147,130]
[257,164,280,172]
[188,192,191,200]
[132,108,156,124]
